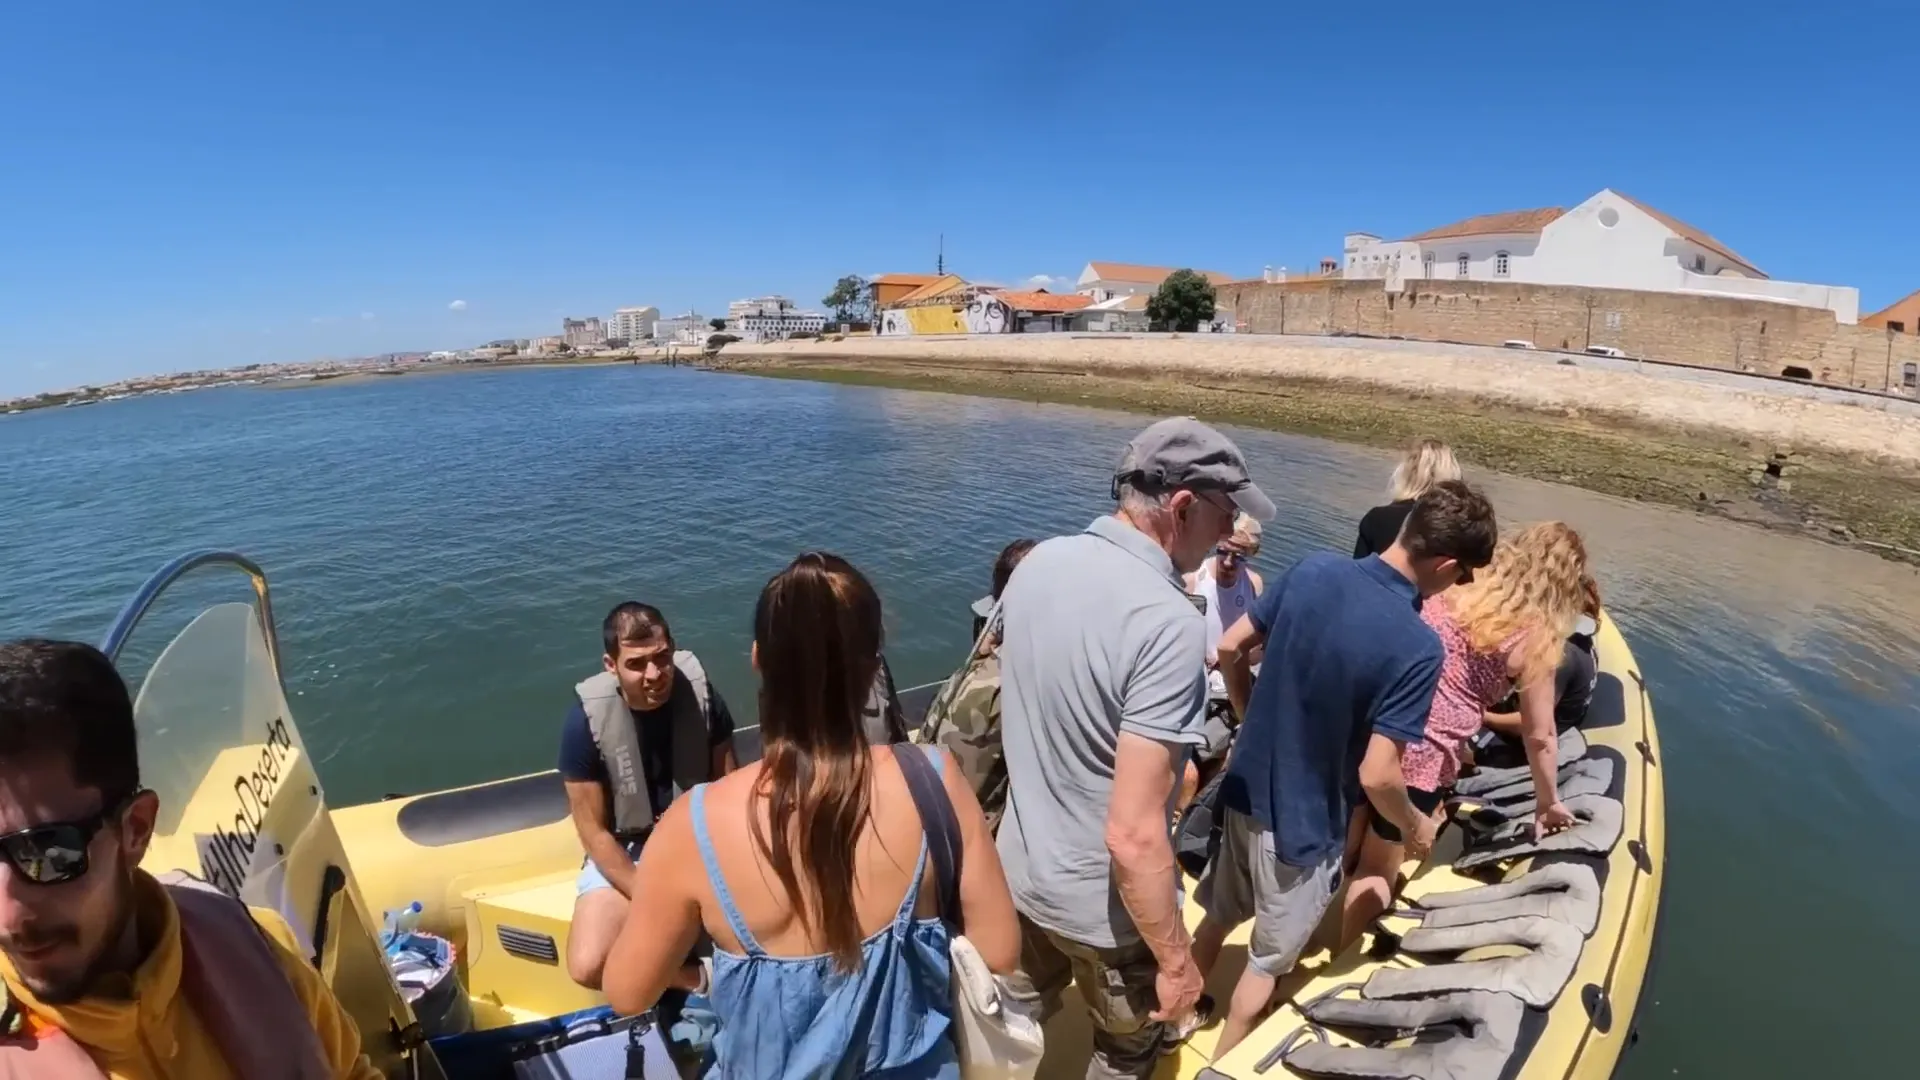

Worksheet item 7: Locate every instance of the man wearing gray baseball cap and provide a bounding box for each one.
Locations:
[992,417,1271,1077]
[1111,415,1277,526]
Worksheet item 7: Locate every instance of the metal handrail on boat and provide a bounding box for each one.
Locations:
[99,550,285,685]
[94,550,951,750]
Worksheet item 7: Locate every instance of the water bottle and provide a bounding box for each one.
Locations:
[382,901,423,949]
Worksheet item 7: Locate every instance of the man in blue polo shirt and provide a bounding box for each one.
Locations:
[1191,480,1497,1058]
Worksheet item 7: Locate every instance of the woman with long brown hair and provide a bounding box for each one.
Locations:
[1342,522,1591,945]
[602,552,1020,1077]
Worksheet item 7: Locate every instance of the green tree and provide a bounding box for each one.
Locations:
[823,274,870,324]
[708,317,728,331]
[1145,269,1217,333]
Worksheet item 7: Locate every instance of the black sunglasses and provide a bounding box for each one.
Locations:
[0,791,140,886]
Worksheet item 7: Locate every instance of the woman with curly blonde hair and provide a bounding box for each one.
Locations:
[1342,521,1591,945]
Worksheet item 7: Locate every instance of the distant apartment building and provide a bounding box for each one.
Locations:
[1342,188,1860,323]
[562,317,606,351]
[725,296,828,341]
[654,314,712,345]
[609,306,660,343]
[524,336,563,355]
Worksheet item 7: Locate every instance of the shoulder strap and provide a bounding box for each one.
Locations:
[577,671,653,835]
[161,874,333,1080]
[923,600,1003,740]
[670,652,717,788]
[894,745,964,929]
[674,650,712,719]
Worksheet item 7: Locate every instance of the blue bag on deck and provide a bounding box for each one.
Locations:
[429,1005,675,1080]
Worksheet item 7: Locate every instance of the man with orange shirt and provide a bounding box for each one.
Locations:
[0,638,381,1079]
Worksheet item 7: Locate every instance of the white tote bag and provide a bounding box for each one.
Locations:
[897,745,1045,1078]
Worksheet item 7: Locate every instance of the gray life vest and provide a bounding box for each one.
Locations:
[1365,912,1584,1008]
[1455,792,1623,870]
[1411,861,1602,938]
[1466,754,1615,809]
[1282,990,1524,1080]
[1453,728,1588,797]
[576,650,715,838]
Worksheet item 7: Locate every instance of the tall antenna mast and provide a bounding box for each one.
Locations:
[937,233,945,276]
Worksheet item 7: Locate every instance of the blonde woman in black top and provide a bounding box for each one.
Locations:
[1353,439,1463,557]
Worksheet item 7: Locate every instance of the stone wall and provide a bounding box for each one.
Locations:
[1217,279,1920,397]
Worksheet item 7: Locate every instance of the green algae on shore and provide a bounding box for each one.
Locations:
[710,355,1920,565]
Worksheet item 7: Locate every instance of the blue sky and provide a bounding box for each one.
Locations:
[3,1,1915,397]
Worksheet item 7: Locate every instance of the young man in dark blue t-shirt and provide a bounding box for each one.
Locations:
[559,603,736,989]
[1191,480,1497,1058]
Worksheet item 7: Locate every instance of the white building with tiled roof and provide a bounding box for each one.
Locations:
[1343,189,1858,323]
[1075,261,1234,303]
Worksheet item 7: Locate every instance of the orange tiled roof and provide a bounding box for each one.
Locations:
[1086,262,1233,287]
[892,274,969,305]
[992,290,1093,313]
[1863,288,1920,331]
[1406,207,1566,242]
[870,273,945,286]
[1614,192,1766,279]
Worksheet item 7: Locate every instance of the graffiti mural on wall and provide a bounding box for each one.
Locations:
[878,293,1016,336]
[908,307,966,335]
[964,295,1011,334]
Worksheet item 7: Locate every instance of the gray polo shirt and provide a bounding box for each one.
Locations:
[994,515,1210,948]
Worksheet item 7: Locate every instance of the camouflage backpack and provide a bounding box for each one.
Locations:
[920,648,1009,833]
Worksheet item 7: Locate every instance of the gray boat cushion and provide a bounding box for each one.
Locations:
[1468,755,1615,808]
[1364,914,1584,1008]
[1284,990,1525,1080]
[1452,728,1588,796]
[1454,793,1623,870]
[1412,862,1602,937]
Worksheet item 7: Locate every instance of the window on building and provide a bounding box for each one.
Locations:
[1456,254,1470,279]
[1889,320,1907,333]
[1494,251,1510,278]
[1906,363,1918,389]
[1693,254,1707,273]
[1423,252,1436,276]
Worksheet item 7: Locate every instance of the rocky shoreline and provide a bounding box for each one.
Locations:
[706,341,1920,566]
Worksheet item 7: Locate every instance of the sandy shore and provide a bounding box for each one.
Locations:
[710,335,1920,563]
[268,356,650,389]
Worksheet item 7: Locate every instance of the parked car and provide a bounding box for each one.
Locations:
[1584,345,1628,358]
[1502,339,1537,350]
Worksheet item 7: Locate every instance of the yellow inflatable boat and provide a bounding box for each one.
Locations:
[111,551,1662,1078]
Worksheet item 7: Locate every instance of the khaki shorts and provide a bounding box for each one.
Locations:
[1195,806,1342,976]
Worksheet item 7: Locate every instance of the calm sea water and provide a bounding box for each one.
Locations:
[3,365,1916,1075]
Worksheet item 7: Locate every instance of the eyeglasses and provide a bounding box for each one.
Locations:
[0,792,138,887]
[1195,490,1237,519]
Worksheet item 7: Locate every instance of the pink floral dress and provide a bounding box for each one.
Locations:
[1402,595,1516,792]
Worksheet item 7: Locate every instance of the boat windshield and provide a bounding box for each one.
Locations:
[129,598,327,952]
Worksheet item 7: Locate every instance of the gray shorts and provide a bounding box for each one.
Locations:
[1195,807,1342,976]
